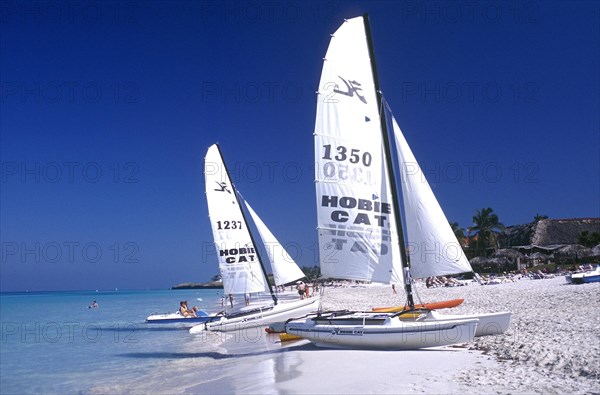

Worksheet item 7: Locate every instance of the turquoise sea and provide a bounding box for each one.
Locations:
[0,288,281,394]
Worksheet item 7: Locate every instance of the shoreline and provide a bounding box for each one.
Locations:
[88,276,599,394]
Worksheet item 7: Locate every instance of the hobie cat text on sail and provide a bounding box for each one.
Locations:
[321,195,391,226]
[219,247,256,264]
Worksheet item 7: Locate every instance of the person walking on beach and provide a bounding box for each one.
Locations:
[296,281,307,299]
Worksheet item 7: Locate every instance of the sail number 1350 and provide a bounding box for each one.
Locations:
[322,145,372,167]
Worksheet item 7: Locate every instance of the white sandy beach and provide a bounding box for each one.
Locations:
[317,276,600,394]
[90,276,599,395]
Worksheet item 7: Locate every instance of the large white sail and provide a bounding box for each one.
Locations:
[204,144,268,295]
[390,114,472,278]
[314,17,402,284]
[244,201,306,286]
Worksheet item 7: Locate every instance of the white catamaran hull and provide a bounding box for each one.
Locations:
[285,313,478,350]
[146,311,215,326]
[424,310,512,337]
[189,297,319,333]
[567,266,600,284]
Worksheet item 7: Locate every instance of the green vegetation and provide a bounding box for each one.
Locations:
[467,207,505,257]
[300,265,321,280]
[577,231,600,247]
[450,221,466,246]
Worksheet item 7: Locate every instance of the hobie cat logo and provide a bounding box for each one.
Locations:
[334,76,367,104]
[214,181,232,194]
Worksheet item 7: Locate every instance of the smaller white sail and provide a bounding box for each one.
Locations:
[390,114,473,278]
[244,201,306,286]
[204,144,268,295]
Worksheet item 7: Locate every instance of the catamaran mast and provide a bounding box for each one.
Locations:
[214,144,278,305]
[363,14,415,309]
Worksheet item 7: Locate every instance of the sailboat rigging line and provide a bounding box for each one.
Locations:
[213,144,278,305]
[410,277,425,306]
[363,13,415,310]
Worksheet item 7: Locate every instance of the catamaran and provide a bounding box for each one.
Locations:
[189,144,319,333]
[285,15,509,349]
[146,310,215,326]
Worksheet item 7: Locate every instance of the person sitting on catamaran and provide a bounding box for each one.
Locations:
[179,301,198,317]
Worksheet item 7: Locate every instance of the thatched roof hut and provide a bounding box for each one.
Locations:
[532,218,600,245]
[469,256,511,272]
[525,251,551,265]
[528,251,550,259]
[499,218,600,247]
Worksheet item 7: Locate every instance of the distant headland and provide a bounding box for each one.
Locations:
[171,281,224,290]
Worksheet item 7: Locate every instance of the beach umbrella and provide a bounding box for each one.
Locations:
[492,249,524,259]
[528,251,549,260]
[469,256,489,266]
[554,244,594,258]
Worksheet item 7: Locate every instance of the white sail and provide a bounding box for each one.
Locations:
[244,201,306,286]
[314,17,403,284]
[390,114,473,278]
[204,144,268,295]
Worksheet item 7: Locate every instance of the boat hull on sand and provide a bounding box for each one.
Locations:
[189,297,319,333]
[425,310,511,337]
[285,312,478,350]
[372,298,464,313]
[567,266,600,284]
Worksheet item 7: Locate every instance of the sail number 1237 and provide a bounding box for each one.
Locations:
[216,221,242,230]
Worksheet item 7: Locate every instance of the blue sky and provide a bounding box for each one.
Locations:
[1,1,598,292]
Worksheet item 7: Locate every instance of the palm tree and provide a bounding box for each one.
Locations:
[577,231,600,247]
[468,208,505,257]
[533,213,548,222]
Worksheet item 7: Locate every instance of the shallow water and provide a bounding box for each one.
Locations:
[0,289,226,394]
